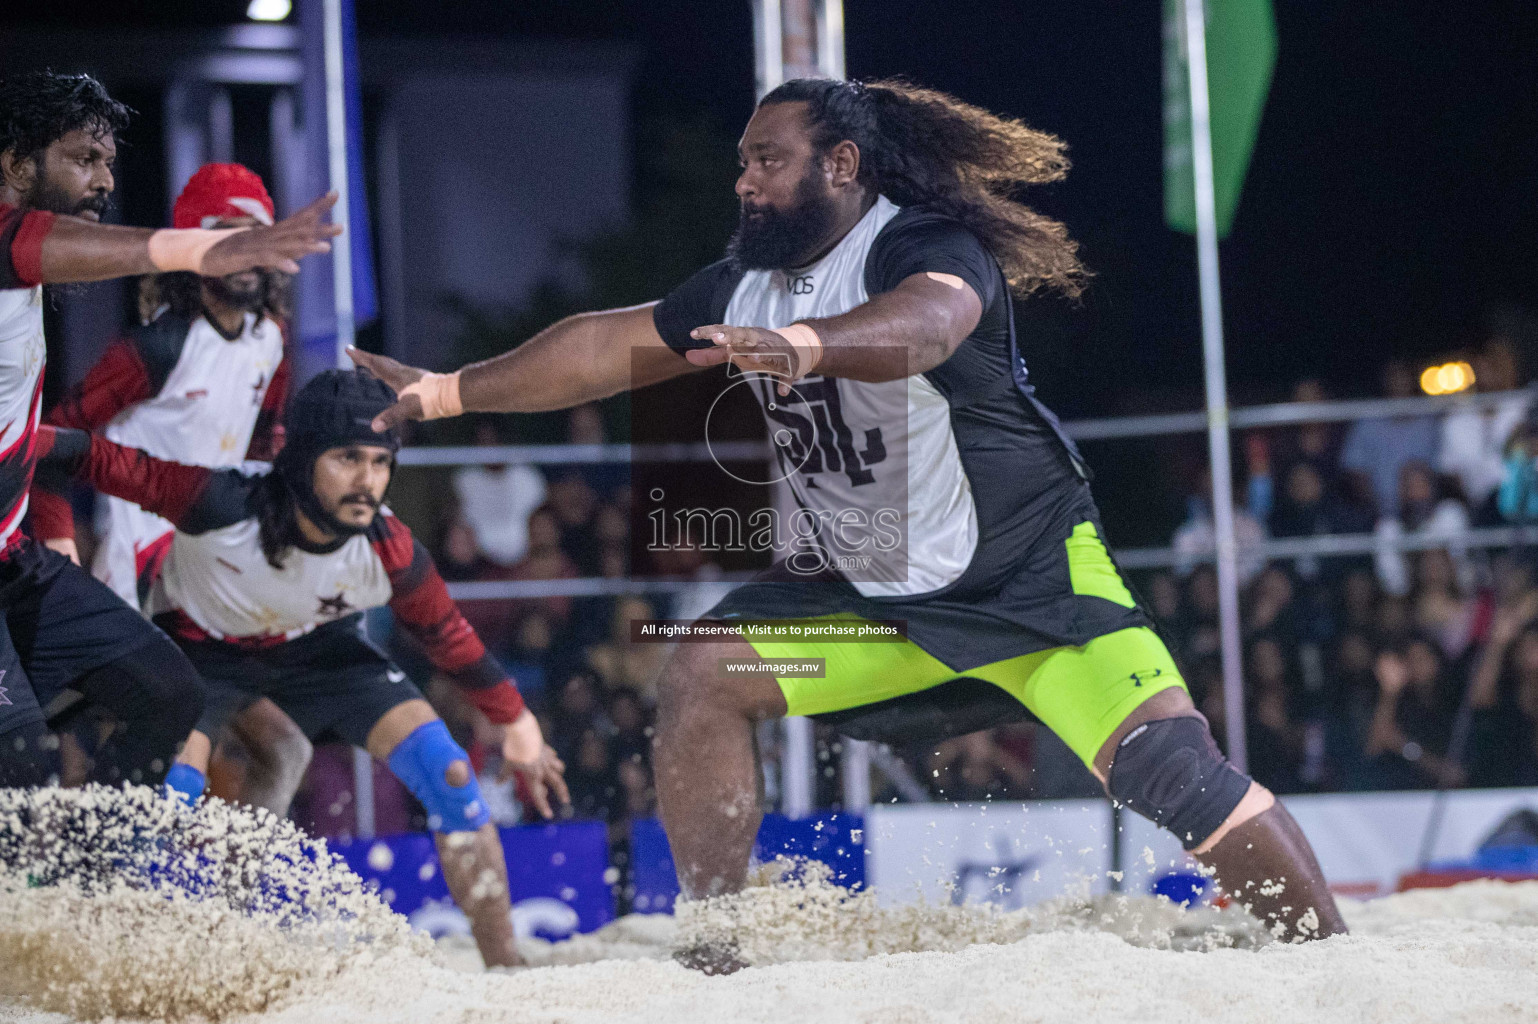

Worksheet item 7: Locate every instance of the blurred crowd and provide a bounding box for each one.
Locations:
[294,329,1538,844]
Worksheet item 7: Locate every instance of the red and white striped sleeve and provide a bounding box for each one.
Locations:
[372,513,526,724]
[0,203,56,290]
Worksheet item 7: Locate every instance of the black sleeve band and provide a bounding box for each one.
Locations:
[864,209,1001,309]
[652,259,746,354]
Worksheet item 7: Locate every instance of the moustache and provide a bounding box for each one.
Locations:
[338,494,380,509]
[74,192,110,218]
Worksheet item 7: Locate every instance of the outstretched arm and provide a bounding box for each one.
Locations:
[348,302,700,429]
[683,272,982,395]
[31,426,247,540]
[2,193,339,287]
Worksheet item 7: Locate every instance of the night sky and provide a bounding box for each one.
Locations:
[4,2,1536,431]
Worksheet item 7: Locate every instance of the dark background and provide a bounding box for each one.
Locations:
[5,0,1537,543]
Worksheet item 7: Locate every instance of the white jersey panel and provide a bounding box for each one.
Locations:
[0,285,45,544]
[151,513,394,641]
[722,196,979,597]
[98,313,283,604]
[104,313,282,465]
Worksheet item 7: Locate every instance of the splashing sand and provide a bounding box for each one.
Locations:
[4,786,1538,1024]
[0,785,427,1021]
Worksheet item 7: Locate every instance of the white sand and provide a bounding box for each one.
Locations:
[5,786,1538,1024]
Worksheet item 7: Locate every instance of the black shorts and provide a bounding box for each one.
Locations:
[167,616,423,748]
[0,538,170,736]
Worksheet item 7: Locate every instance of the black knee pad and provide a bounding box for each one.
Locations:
[1107,716,1251,851]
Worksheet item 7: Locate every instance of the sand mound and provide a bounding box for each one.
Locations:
[0,785,428,1021]
[4,785,1538,1023]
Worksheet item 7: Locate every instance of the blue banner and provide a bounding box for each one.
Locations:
[631,812,865,915]
[332,821,613,941]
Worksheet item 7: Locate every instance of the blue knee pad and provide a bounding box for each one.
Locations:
[386,720,489,833]
[163,762,207,805]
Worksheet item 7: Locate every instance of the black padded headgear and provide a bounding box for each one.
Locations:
[274,369,399,537]
[282,368,401,460]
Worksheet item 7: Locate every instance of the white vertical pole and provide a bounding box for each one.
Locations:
[1182,0,1247,771]
[841,739,870,814]
[782,717,814,817]
[321,0,355,368]
[817,0,846,80]
[754,0,848,817]
[753,0,785,99]
[351,746,376,840]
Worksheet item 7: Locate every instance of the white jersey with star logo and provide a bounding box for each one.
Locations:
[52,309,286,604]
[148,513,394,642]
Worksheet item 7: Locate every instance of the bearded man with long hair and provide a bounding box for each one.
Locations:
[45,163,305,813]
[0,71,335,790]
[352,78,1348,965]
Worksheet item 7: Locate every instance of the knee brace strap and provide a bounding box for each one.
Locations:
[386,720,489,833]
[1107,716,1251,851]
[163,762,207,805]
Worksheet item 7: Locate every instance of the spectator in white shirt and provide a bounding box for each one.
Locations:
[1374,461,1472,597]
[452,420,547,567]
[1438,338,1530,515]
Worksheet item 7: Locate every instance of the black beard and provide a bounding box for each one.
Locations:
[727,172,838,271]
[204,272,267,312]
[30,174,109,219]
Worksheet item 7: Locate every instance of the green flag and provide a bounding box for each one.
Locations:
[1163,0,1276,237]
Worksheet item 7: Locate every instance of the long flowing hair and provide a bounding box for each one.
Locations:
[249,469,299,569]
[136,269,292,326]
[761,78,1086,297]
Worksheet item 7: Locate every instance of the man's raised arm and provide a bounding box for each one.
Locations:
[348,302,700,430]
[16,192,340,286]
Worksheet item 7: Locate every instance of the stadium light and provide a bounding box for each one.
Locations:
[247,0,292,22]
[1420,361,1476,396]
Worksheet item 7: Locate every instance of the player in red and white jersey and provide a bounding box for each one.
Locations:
[0,71,338,790]
[44,161,305,811]
[33,369,570,967]
[49,163,292,605]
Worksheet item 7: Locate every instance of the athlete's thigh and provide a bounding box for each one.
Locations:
[971,625,1189,772]
[705,576,955,719]
[11,550,166,699]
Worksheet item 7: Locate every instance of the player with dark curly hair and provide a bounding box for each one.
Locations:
[351,78,1346,964]
[0,71,337,790]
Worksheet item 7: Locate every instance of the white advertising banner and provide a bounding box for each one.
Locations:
[867,787,1538,906]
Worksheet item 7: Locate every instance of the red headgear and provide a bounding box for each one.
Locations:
[172,163,276,230]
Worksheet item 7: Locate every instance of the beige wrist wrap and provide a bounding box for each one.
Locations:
[147,227,247,274]
[775,322,824,378]
[397,371,463,420]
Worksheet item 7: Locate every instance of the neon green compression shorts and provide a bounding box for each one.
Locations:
[748,623,1185,768]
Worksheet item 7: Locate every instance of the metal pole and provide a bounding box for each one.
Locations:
[782,717,814,817]
[816,0,846,79]
[841,739,871,814]
[351,746,376,840]
[1182,0,1247,771]
[752,0,785,99]
[321,0,355,367]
